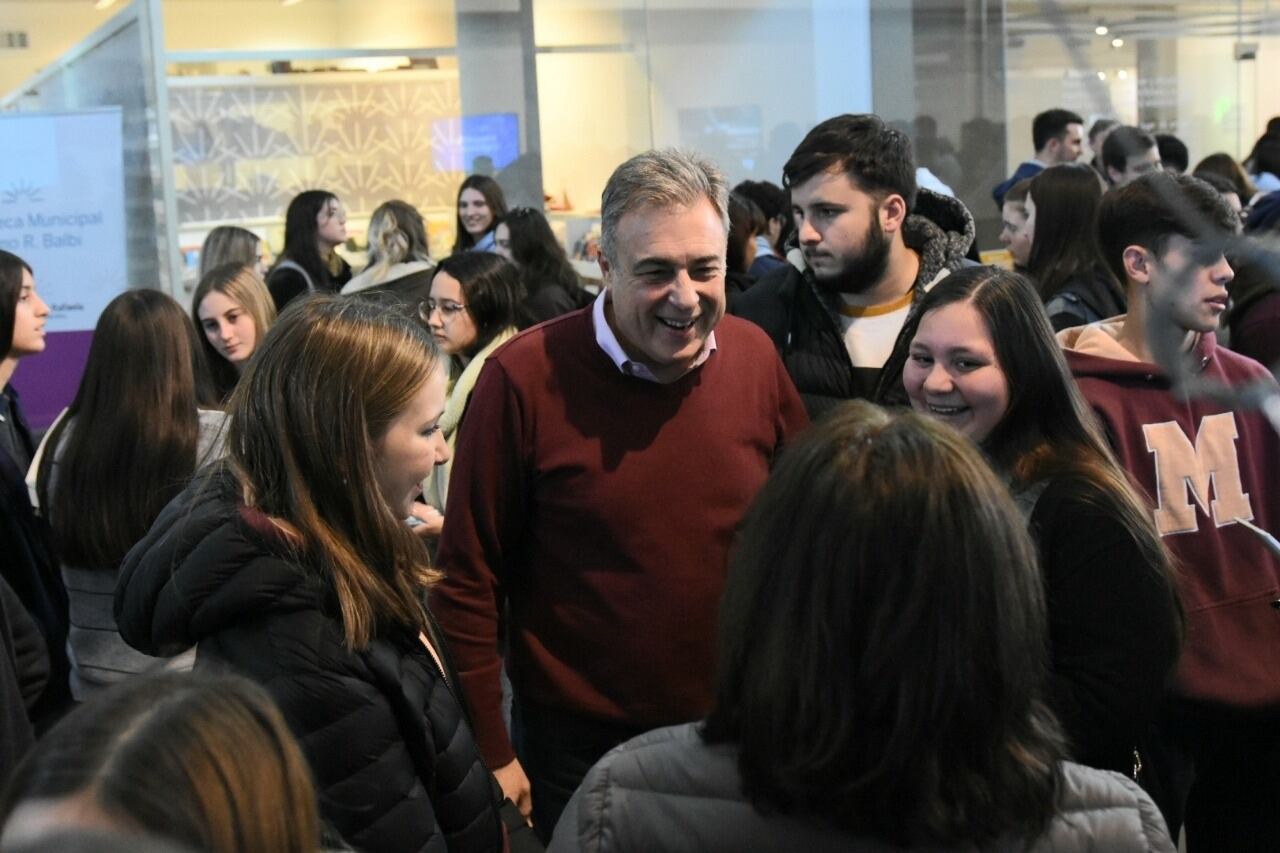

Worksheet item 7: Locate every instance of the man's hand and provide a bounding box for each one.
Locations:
[494,758,533,824]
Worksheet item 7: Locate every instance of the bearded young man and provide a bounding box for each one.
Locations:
[733,113,975,419]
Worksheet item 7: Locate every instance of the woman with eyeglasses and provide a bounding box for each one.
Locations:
[418,253,524,535]
[494,207,590,328]
[266,190,352,311]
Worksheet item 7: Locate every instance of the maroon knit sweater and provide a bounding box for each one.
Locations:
[431,308,808,767]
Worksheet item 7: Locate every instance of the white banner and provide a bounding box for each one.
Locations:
[0,108,127,332]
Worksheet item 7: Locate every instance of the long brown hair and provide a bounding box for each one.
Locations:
[192,264,277,403]
[882,268,1177,595]
[37,290,204,568]
[0,671,320,853]
[704,402,1064,846]
[226,295,441,648]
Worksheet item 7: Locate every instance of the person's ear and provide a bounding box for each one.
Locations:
[880,193,908,234]
[597,251,614,288]
[1122,245,1152,285]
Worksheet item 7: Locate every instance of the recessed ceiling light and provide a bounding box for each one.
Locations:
[1112,38,1125,48]
[94,0,119,9]
[1095,24,1109,36]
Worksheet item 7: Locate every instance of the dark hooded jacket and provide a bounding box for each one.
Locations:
[730,188,975,421]
[114,469,506,853]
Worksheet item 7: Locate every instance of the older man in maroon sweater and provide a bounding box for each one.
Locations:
[431,149,808,840]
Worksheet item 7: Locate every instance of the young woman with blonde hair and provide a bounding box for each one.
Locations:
[117,296,510,852]
[341,199,435,312]
[0,671,320,853]
[193,263,277,404]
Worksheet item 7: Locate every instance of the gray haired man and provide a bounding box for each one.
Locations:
[431,149,808,839]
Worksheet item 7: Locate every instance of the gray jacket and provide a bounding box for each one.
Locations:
[548,724,1175,853]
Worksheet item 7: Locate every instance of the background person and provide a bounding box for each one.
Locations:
[492,207,589,328]
[265,190,351,310]
[341,199,435,313]
[35,290,224,702]
[452,175,508,254]
[1102,126,1162,187]
[551,403,1174,853]
[116,297,508,852]
[420,253,524,536]
[1024,163,1126,330]
[0,671,320,853]
[0,250,67,730]
[998,177,1034,270]
[992,107,1084,207]
[192,264,277,405]
[198,225,267,279]
[1193,153,1257,207]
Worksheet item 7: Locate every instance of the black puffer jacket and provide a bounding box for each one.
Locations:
[115,470,505,853]
[731,188,974,421]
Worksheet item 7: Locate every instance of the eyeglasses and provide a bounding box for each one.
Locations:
[419,298,468,323]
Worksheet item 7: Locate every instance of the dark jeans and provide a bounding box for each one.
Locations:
[1141,704,1280,852]
[513,698,649,844]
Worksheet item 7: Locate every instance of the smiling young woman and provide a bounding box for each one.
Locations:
[882,265,1183,779]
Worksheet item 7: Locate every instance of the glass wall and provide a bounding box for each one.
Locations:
[5,0,1279,282]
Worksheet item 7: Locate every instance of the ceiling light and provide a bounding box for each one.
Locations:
[1097,71,1107,80]
[281,0,304,6]
[94,0,119,9]
[1095,24,1109,36]
[1118,69,1129,80]
[1112,38,1125,48]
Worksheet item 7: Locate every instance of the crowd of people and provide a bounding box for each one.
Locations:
[0,105,1279,853]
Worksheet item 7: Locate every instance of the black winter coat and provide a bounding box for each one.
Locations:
[731,188,974,421]
[115,470,506,853]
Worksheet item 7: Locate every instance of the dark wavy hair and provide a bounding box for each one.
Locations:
[703,401,1064,847]
[451,175,508,254]
[37,290,206,568]
[274,190,339,288]
[1097,172,1240,285]
[783,114,917,215]
[0,671,319,853]
[499,207,582,299]
[1193,152,1257,201]
[727,192,764,275]
[0,249,34,356]
[1025,163,1118,302]
[432,253,524,359]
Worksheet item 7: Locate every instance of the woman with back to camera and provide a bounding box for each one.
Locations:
[341,199,436,313]
[493,206,587,327]
[419,253,524,535]
[116,296,509,852]
[883,266,1182,778]
[266,189,351,311]
[192,263,277,405]
[551,402,1175,852]
[0,249,69,729]
[0,671,320,853]
[199,225,268,279]
[1024,163,1126,330]
[452,174,508,255]
[35,290,225,702]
